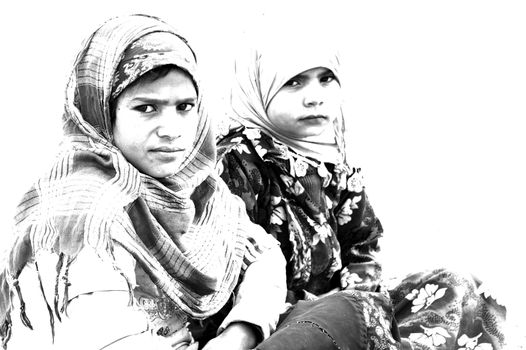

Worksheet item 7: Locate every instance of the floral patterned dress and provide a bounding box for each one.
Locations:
[217,127,506,350]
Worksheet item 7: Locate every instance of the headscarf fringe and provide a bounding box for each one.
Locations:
[35,261,55,343]
[0,313,11,350]
[53,253,65,322]
[12,277,32,330]
[60,256,72,316]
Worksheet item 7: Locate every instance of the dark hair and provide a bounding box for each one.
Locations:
[109,64,196,124]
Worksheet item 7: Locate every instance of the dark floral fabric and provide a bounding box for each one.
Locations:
[217,127,506,349]
[217,127,382,299]
[389,269,506,350]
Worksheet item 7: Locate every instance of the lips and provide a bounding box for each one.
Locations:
[150,146,184,153]
[149,147,184,162]
[300,115,329,121]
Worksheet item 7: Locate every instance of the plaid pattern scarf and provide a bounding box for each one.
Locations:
[0,14,270,346]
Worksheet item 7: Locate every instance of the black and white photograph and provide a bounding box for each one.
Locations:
[0,1,524,348]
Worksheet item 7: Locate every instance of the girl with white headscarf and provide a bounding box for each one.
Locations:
[217,30,506,350]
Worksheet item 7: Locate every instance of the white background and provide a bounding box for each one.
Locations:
[0,0,524,343]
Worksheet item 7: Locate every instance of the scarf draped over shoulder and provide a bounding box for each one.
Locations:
[0,14,272,346]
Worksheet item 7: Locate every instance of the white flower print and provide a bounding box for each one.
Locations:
[317,163,332,188]
[458,333,493,350]
[230,136,243,143]
[405,288,420,300]
[325,195,333,209]
[259,136,290,158]
[336,172,347,191]
[230,136,254,154]
[270,196,282,206]
[243,128,262,141]
[330,247,342,271]
[336,196,362,225]
[347,170,364,193]
[274,142,289,157]
[289,157,308,177]
[270,206,286,225]
[311,222,331,246]
[254,144,268,158]
[340,266,363,289]
[240,129,267,158]
[232,141,250,154]
[409,283,447,313]
[280,175,305,196]
[408,325,450,348]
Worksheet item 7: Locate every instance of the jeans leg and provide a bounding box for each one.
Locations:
[256,292,367,350]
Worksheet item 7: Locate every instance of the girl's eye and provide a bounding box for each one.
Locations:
[283,79,300,87]
[134,104,156,113]
[177,103,195,112]
[320,74,337,84]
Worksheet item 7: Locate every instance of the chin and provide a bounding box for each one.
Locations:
[303,128,328,138]
[146,167,176,179]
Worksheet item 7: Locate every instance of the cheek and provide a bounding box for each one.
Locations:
[267,95,293,124]
[326,86,343,106]
[113,132,135,157]
[113,117,143,155]
[186,117,200,143]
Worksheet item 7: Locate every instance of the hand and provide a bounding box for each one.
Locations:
[159,324,199,350]
[171,342,199,350]
[202,322,258,350]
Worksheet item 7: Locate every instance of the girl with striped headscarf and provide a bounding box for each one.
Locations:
[0,14,286,349]
[217,30,506,349]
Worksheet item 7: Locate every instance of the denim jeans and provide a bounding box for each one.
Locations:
[256,292,367,350]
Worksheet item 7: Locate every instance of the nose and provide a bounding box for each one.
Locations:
[302,83,324,108]
[156,109,183,140]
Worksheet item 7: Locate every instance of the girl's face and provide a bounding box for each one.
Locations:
[113,68,199,178]
[266,67,341,138]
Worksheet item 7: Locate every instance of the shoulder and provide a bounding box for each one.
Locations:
[217,127,256,159]
[215,130,272,203]
[216,127,271,171]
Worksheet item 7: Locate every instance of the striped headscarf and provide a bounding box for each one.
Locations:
[230,32,348,166]
[0,14,272,345]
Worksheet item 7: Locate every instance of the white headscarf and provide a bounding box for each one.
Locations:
[230,31,348,165]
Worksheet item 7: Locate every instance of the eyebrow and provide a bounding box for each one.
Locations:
[315,68,334,78]
[128,96,197,105]
[293,67,334,80]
